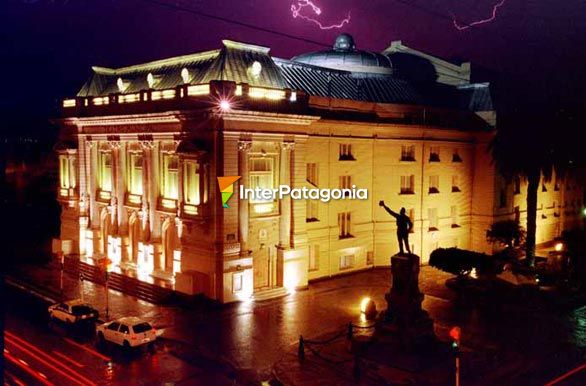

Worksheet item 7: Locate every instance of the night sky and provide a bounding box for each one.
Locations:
[2,0,586,136]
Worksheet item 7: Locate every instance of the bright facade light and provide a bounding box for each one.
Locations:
[290,91,297,102]
[555,242,564,252]
[219,99,231,111]
[147,73,155,88]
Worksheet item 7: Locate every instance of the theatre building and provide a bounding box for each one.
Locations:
[55,34,584,302]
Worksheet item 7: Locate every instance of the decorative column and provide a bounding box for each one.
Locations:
[107,140,120,236]
[150,142,163,273]
[87,140,98,229]
[238,140,251,255]
[279,142,294,248]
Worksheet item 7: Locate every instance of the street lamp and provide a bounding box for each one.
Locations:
[360,297,376,320]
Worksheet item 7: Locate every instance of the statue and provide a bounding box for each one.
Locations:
[379,200,412,255]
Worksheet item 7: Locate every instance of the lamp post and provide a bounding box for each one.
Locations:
[59,252,64,297]
[79,273,84,302]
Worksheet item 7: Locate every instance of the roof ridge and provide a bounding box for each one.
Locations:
[92,49,220,76]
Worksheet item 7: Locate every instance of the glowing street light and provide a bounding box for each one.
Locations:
[555,242,564,252]
[360,297,376,320]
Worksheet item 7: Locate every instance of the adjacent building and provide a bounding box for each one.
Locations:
[55,34,584,302]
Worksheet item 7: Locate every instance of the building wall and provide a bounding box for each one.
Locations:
[57,111,584,303]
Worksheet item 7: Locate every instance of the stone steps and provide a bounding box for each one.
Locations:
[63,256,175,304]
[251,286,288,302]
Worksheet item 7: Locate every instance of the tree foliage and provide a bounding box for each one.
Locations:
[486,220,526,248]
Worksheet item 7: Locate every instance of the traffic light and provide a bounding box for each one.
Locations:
[449,326,461,351]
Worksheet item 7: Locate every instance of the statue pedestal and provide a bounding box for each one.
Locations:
[352,254,449,376]
[377,253,435,348]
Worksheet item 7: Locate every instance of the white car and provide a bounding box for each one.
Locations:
[48,299,99,324]
[96,317,157,348]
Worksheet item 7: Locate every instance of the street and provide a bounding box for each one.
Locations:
[4,265,586,385]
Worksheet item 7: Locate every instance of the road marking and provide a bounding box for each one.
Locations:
[52,350,85,368]
[63,337,112,362]
[3,350,54,386]
[5,370,27,386]
[5,333,97,386]
[545,363,586,385]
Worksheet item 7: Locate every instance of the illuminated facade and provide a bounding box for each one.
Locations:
[56,35,583,302]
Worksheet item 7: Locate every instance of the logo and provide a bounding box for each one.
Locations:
[217,176,241,208]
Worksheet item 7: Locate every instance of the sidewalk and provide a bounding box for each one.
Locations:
[6,259,175,327]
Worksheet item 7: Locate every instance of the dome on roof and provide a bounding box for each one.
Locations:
[292,33,392,75]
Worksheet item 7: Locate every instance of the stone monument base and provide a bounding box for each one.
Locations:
[352,253,444,373]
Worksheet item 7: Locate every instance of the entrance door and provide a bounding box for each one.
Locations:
[253,247,270,290]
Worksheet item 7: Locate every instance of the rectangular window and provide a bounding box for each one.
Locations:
[499,188,507,208]
[161,153,179,200]
[309,245,319,271]
[428,208,438,231]
[128,152,143,196]
[339,144,355,160]
[183,160,201,206]
[429,146,440,162]
[249,155,277,214]
[99,151,112,192]
[451,175,460,192]
[306,200,319,222]
[514,177,521,195]
[338,212,352,238]
[59,155,76,191]
[451,206,459,227]
[306,163,318,186]
[400,175,415,194]
[429,175,439,194]
[232,273,243,293]
[339,175,352,197]
[452,149,462,162]
[340,254,355,270]
[401,145,415,161]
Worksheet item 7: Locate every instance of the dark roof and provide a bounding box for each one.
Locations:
[275,58,420,104]
[75,39,493,114]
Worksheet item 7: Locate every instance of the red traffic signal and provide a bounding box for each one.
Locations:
[449,326,461,341]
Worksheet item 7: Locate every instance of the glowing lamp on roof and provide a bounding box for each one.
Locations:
[181,68,190,84]
[117,77,129,92]
[147,73,155,88]
[250,61,262,77]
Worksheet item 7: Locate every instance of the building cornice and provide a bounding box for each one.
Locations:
[61,111,189,128]
[221,110,319,126]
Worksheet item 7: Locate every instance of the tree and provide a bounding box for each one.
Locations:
[486,220,526,249]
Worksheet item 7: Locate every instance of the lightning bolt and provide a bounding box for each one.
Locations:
[452,0,506,31]
[291,1,351,30]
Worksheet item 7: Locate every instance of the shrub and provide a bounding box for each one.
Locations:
[429,248,495,277]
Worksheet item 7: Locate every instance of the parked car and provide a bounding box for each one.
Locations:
[96,317,157,349]
[48,299,99,324]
